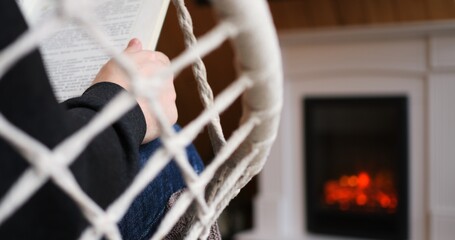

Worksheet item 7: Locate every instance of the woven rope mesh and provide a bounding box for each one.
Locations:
[0,0,282,239]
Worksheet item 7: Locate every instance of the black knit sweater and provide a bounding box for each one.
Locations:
[0,1,146,239]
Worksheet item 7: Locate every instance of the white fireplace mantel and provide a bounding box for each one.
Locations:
[237,21,455,240]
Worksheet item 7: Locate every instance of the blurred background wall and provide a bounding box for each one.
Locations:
[156,1,455,238]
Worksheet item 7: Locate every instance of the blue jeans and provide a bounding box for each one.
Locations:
[118,125,204,240]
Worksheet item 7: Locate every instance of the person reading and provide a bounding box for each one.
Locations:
[0,1,210,239]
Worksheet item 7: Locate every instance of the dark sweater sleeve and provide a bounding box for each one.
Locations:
[64,81,146,170]
[63,82,146,208]
[0,1,146,239]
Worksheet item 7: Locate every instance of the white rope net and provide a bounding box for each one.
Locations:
[0,0,282,239]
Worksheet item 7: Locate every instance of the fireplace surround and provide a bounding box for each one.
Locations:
[237,21,455,240]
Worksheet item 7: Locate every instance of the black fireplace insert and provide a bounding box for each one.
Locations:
[304,96,408,239]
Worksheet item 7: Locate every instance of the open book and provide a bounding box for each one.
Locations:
[17,0,170,101]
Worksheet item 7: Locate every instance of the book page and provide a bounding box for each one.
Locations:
[132,0,170,50]
[18,0,169,102]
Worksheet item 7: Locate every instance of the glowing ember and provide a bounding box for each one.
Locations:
[324,171,397,213]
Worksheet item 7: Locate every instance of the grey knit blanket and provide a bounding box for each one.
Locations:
[163,189,222,240]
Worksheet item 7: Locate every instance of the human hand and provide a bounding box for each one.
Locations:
[93,38,177,143]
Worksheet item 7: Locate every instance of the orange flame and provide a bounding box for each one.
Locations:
[324,171,397,213]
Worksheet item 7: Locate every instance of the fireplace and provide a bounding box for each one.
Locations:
[235,22,455,240]
[304,97,408,239]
